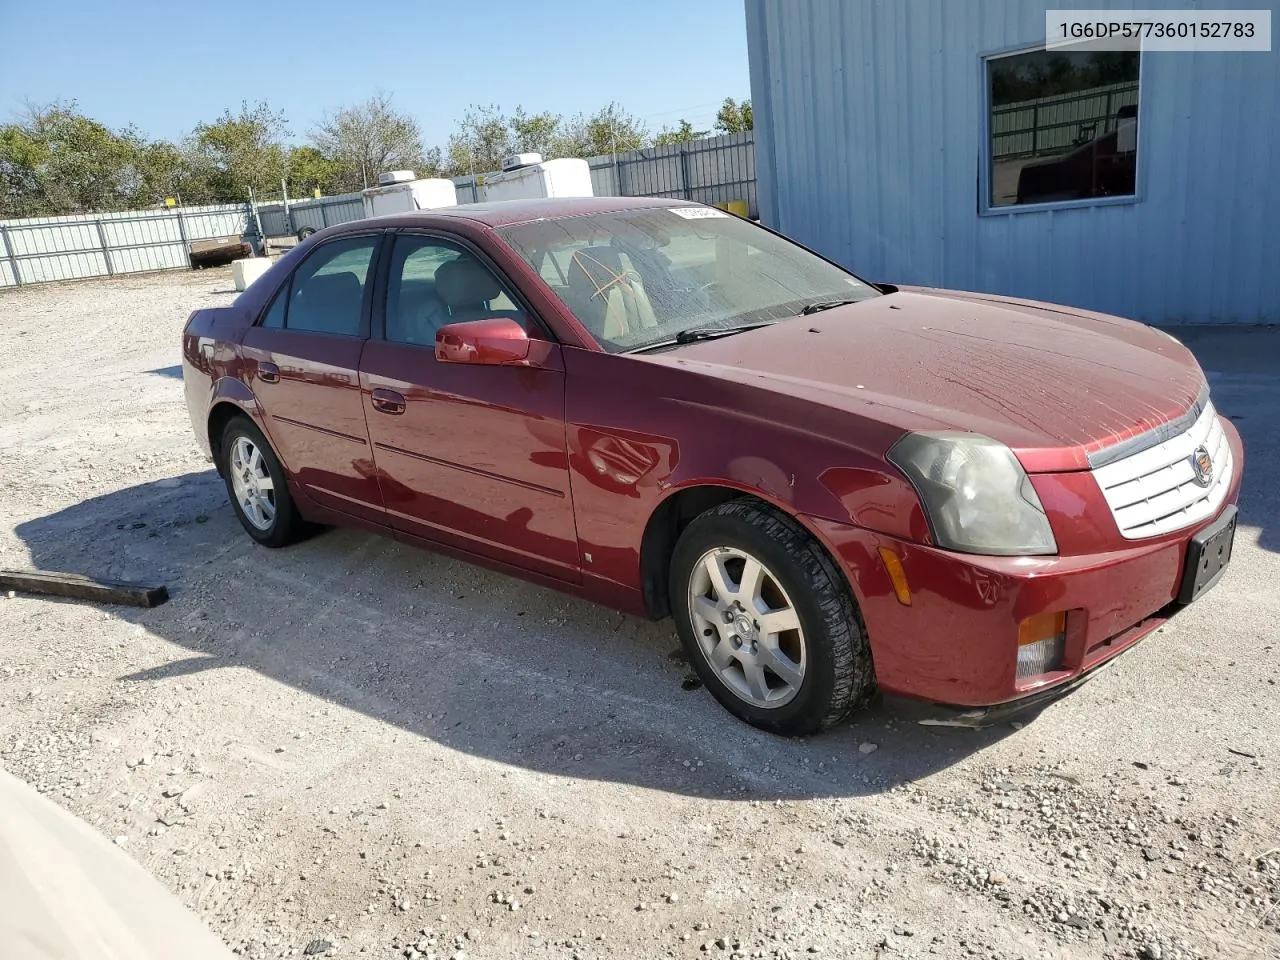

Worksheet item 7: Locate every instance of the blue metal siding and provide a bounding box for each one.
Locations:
[746,0,1280,324]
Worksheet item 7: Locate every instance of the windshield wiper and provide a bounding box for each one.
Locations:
[625,322,776,354]
[800,298,861,315]
[675,322,775,343]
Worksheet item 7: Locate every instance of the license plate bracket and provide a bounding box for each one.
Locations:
[1177,505,1237,605]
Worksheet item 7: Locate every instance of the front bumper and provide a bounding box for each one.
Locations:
[805,418,1244,708]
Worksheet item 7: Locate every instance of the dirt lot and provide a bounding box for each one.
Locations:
[1,269,1278,960]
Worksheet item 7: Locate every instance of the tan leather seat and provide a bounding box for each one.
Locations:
[389,285,449,345]
[436,257,502,322]
[565,246,658,341]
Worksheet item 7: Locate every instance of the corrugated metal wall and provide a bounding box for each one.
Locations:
[0,205,249,286]
[746,0,1280,324]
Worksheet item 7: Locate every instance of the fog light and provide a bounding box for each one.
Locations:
[1016,612,1066,679]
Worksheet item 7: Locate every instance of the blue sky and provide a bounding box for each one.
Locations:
[0,0,751,148]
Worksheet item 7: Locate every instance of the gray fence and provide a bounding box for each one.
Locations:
[588,130,756,215]
[255,195,365,237]
[1,131,757,287]
[456,131,757,216]
[0,204,251,287]
[266,131,758,236]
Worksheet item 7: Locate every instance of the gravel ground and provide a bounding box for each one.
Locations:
[1,269,1278,960]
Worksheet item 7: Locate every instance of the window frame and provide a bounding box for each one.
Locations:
[371,228,557,345]
[978,41,1145,217]
[253,231,385,337]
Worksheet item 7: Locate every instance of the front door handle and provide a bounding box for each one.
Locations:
[258,361,280,384]
[371,388,406,415]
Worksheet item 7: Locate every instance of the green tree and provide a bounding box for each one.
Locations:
[442,101,648,175]
[714,97,753,135]
[558,102,648,157]
[128,138,198,207]
[418,144,446,178]
[0,122,48,218]
[188,101,289,201]
[445,104,516,176]
[653,119,708,147]
[286,145,343,197]
[0,102,144,215]
[311,91,426,191]
[510,107,564,158]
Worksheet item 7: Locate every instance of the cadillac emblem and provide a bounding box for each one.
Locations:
[1190,445,1214,488]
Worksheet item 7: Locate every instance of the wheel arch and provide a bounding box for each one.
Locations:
[207,402,248,473]
[638,480,866,620]
[205,381,266,475]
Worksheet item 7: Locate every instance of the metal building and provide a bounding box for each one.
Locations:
[746,0,1279,324]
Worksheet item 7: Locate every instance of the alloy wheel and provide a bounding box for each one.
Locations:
[687,546,806,708]
[228,436,276,531]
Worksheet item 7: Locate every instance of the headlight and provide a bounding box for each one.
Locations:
[887,432,1057,556]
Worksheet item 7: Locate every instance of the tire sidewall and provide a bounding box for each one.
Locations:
[219,418,295,547]
[669,506,859,735]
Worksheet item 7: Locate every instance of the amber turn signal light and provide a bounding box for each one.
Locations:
[1017,611,1066,647]
[1016,611,1067,679]
[877,547,911,606]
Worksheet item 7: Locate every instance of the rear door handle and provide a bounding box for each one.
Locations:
[371,388,406,415]
[258,361,280,384]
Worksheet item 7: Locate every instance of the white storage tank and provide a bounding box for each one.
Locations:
[361,176,458,218]
[481,156,593,203]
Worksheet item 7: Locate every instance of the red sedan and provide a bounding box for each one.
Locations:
[182,197,1243,735]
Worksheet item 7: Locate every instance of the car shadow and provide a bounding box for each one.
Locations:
[147,365,184,379]
[12,472,1032,801]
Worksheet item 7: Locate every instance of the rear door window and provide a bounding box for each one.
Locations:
[281,237,378,336]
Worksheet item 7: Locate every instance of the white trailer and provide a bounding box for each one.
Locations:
[480,155,593,202]
[360,171,459,218]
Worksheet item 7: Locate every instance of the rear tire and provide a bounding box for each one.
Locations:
[669,499,874,736]
[219,417,308,548]
[296,226,317,241]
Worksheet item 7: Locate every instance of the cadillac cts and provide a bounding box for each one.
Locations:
[182,197,1243,735]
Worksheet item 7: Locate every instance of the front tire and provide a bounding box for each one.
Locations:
[219,417,308,547]
[669,499,874,736]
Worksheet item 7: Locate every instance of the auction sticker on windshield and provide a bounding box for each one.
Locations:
[670,207,730,219]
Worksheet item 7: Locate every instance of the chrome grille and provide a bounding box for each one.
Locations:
[1092,401,1233,539]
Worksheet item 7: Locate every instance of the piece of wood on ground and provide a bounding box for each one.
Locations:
[0,569,169,608]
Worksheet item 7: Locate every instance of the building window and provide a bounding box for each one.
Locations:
[986,48,1140,209]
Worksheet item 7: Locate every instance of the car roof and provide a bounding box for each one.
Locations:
[354,195,694,230]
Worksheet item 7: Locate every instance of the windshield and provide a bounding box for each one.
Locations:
[495,207,880,353]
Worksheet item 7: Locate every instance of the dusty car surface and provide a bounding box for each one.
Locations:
[181,196,1243,735]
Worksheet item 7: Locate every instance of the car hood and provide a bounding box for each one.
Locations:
[640,289,1206,472]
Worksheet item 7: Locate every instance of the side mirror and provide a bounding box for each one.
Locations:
[435,317,531,365]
